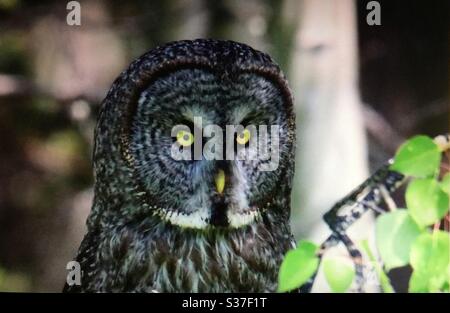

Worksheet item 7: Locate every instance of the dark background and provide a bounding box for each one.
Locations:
[0,0,448,291]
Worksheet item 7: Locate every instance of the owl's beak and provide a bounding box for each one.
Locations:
[215,169,226,194]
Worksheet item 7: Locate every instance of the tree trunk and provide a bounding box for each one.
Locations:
[289,0,374,292]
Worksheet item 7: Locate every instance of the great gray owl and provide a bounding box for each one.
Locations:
[64,39,296,292]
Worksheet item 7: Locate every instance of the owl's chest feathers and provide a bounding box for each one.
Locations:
[98,215,288,292]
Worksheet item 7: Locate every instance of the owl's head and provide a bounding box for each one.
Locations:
[94,39,295,230]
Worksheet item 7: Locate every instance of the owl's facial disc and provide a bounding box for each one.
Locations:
[129,69,290,230]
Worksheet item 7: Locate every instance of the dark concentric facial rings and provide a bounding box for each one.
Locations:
[127,68,291,229]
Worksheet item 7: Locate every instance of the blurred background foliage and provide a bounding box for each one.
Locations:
[0,0,448,292]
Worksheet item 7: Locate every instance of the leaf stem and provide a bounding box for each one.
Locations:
[361,239,395,293]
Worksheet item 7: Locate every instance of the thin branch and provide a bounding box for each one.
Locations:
[363,104,405,153]
[380,184,397,211]
[0,74,37,97]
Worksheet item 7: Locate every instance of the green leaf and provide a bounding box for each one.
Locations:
[390,135,441,177]
[409,231,450,292]
[278,240,319,292]
[323,258,355,293]
[440,173,450,195]
[406,178,449,227]
[409,270,430,292]
[375,210,422,270]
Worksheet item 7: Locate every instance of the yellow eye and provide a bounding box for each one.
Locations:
[236,129,251,145]
[176,130,194,147]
